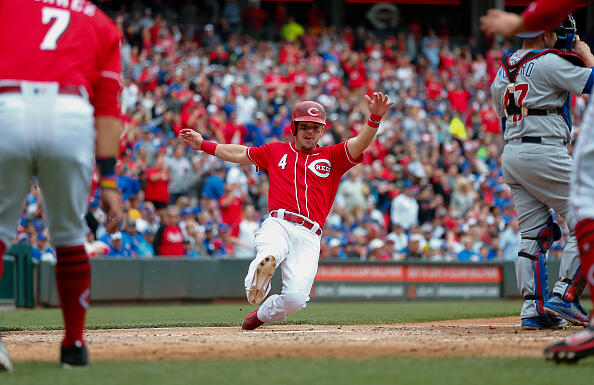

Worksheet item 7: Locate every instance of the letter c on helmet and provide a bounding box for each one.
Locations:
[307,107,319,116]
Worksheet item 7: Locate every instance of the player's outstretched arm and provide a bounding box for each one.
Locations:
[180,128,252,164]
[346,92,394,160]
[480,0,582,37]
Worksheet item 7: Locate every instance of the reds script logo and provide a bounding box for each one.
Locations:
[307,107,320,117]
[308,159,331,178]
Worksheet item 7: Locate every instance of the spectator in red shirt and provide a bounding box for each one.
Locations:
[448,83,471,113]
[153,206,185,257]
[145,153,170,212]
[219,183,244,237]
[243,3,268,38]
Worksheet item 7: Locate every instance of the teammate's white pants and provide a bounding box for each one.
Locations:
[0,81,95,247]
[571,97,594,222]
[244,216,321,323]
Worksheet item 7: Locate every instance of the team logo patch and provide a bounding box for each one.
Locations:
[308,159,331,178]
[307,107,319,117]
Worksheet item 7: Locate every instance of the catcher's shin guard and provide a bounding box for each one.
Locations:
[518,250,550,315]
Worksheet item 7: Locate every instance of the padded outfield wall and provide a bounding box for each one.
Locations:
[12,258,561,307]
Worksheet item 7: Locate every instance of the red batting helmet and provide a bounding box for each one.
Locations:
[291,101,326,135]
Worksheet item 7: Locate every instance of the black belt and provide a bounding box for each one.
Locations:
[511,136,542,144]
[506,106,561,116]
[505,136,569,146]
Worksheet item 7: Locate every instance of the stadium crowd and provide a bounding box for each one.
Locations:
[14,1,583,263]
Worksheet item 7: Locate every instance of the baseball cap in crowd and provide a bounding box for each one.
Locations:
[421,223,433,233]
[182,208,193,217]
[369,239,384,251]
[385,233,398,244]
[111,232,122,241]
[352,227,368,237]
[409,234,423,243]
[328,238,341,248]
[219,223,231,232]
[17,233,30,244]
[207,104,218,115]
[204,24,214,32]
[37,232,48,241]
[33,219,44,231]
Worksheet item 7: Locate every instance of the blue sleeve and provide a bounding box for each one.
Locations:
[582,68,594,94]
[501,118,506,134]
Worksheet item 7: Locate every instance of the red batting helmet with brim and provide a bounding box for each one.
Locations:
[291,101,326,135]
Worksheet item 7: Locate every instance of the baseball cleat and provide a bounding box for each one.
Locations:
[521,314,568,330]
[242,309,264,330]
[544,294,590,327]
[544,326,594,363]
[248,256,276,305]
[60,342,88,368]
[0,335,13,372]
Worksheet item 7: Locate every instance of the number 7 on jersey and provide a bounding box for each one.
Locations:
[40,7,70,50]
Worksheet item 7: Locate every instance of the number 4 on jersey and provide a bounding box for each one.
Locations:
[41,7,70,50]
[278,154,288,170]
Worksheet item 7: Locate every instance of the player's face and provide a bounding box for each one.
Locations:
[295,121,324,151]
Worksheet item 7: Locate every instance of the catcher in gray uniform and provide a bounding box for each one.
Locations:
[491,24,594,329]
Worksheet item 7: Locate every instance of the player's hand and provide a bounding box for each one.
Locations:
[180,129,203,150]
[572,40,593,59]
[365,92,394,118]
[100,189,123,234]
[480,9,524,38]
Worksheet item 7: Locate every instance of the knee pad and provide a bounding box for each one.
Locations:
[526,215,561,254]
[282,292,308,316]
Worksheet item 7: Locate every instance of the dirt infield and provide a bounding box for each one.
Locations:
[4,316,578,362]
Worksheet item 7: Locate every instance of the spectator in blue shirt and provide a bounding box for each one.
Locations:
[122,219,154,258]
[499,219,520,261]
[201,167,225,200]
[106,232,134,258]
[457,237,481,262]
[184,238,201,258]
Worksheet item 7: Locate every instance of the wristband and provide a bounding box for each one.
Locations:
[201,140,218,156]
[99,175,117,190]
[96,156,117,177]
[367,119,379,128]
[370,114,383,123]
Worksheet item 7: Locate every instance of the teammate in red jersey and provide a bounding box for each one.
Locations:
[181,92,393,329]
[0,0,123,370]
[481,0,594,364]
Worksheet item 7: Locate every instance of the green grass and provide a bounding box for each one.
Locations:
[0,300,523,331]
[3,357,594,385]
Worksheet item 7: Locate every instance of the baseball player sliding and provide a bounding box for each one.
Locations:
[0,0,123,370]
[484,0,594,363]
[182,92,393,329]
[490,18,594,330]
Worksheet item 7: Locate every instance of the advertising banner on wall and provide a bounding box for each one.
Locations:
[311,263,501,301]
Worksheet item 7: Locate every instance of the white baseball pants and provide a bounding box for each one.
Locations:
[244,216,321,323]
[0,81,95,247]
